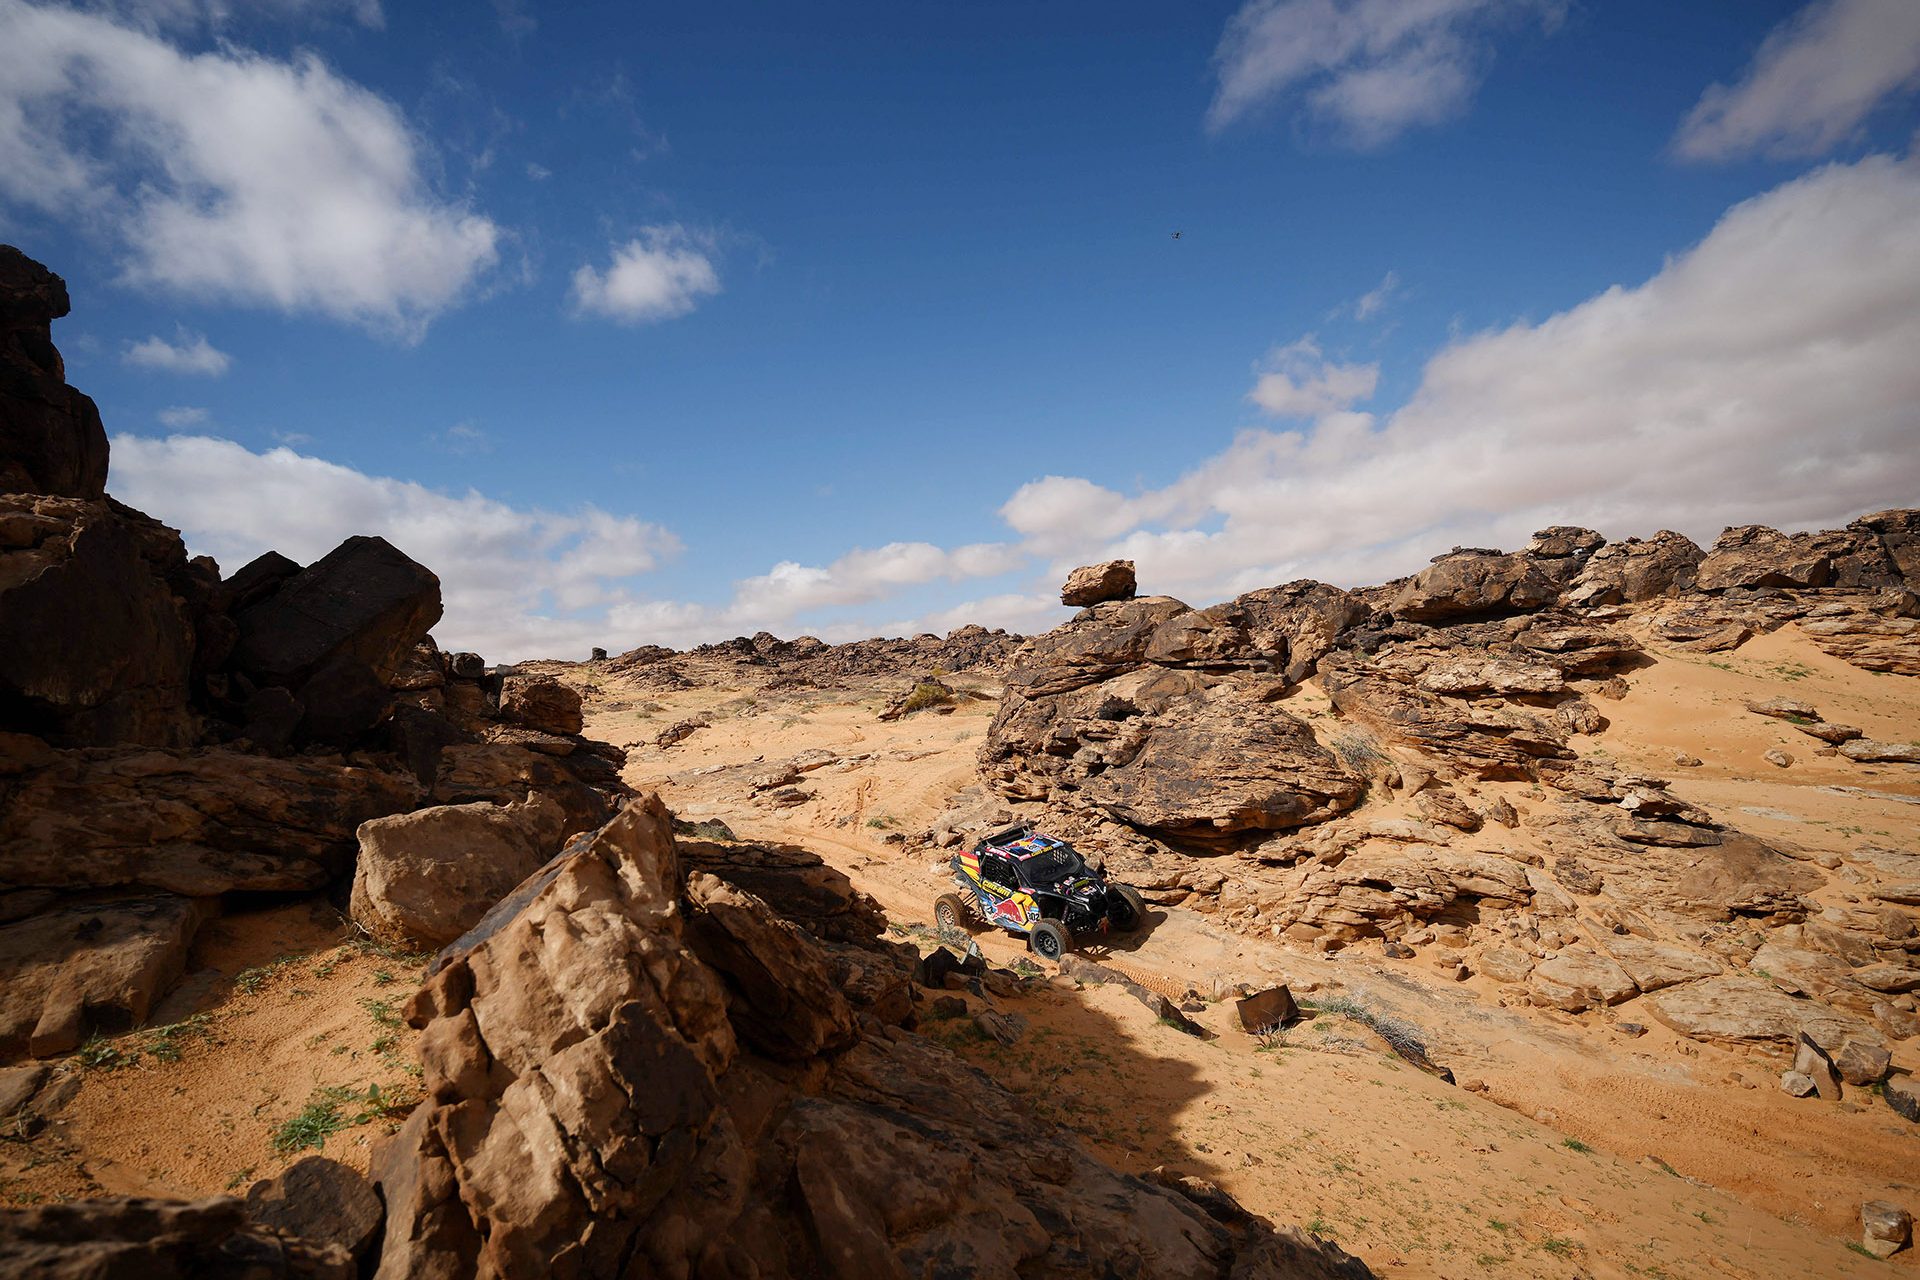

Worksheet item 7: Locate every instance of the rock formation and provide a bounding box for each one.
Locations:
[0,247,631,1060]
[370,794,1371,1279]
[968,523,1920,1062]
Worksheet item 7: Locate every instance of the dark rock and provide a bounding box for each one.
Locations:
[297,654,392,746]
[0,745,420,896]
[1235,985,1298,1033]
[233,535,441,689]
[0,497,196,747]
[0,1195,352,1278]
[220,551,302,614]
[245,1157,384,1262]
[0,246,108,500]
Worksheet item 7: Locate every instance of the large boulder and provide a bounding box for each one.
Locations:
[350,795,567,949]
[1060,558,1136,606]
[0,742,420,896]
[0,892,205,1059]
[0,246,108,500]
[1389,533,1593,621]
[496,675,583,736]
[1567,530,1704,605]
[1078,684,1364,842]
[1695,525,1832,591]
[0,496,196,747]
[232,535,442,690]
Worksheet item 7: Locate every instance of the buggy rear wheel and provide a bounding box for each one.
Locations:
[1108,884,1147,933]
[1029,919,1071,962]
[933,893,969,935]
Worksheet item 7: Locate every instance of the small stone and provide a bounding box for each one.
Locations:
[1673,753,1703,767]
[1861,1200,1911,1259]
[1461,1078,1487,1093]
[1382,941,1415,960]
[929,995,967,1019]
[1764,748,1793,769]
[1779,1070,1817,1097]
[1615,1022,1647,1038]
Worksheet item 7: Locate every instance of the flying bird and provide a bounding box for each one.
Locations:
[1171,231,1182,240]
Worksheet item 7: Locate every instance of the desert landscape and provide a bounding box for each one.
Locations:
[2,241,1917,1277]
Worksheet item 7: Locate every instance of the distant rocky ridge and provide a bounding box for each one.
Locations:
[600,623,1025,692]
[949,513,1920,1110]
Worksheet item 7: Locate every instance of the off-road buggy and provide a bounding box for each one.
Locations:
[933,824,1147,961]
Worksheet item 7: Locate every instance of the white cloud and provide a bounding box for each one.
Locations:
[109,434,682,660]
[432,422,492,455]
[1247,337,1378,417]
[155,405,207,426]
[124,329,231,375]
[570,227,720,324]
[997,151,1920,606]
[524,161,551,181]
[105,434,1029,659]
[1675,0,1920,161]
[1347,269,1401,321]
[0,1,498,336]
[732,541,1025,619]
[1208,0,1562,145]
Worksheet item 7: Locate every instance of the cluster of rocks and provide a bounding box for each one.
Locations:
[3,796,1377,1278]
[0,246,629,1058]
[603,622,1024,692]
[960,513,1919,1102]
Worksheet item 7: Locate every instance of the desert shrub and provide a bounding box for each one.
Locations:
[900,682,957,715]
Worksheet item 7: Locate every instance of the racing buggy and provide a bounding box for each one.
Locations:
[933,824,1147,961]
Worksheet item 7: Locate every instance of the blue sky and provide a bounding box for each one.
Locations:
[3,0,1918,658]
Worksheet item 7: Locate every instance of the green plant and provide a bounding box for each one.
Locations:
[1562,1137,1592,1154]
[899,681,957,715]
[1304,1216,1335,1238]
[1846,1241,1883,1260]
[1540,1238,1578,1258]
[372,969,397,986]
[271,1082,420,1155]
[76,1035,135,1071]
[142,1014,214,1063]
[1487,1219,1509,1233]
[234,956,296,995]
[361,997,402,1029]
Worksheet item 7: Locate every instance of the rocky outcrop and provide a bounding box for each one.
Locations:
[0,245,634,1065]
[1695,525,1833,591]
[350,796,567,949]
[0,1195,352,1278]
[371,796,1367,1279]
[496,674,583,736]
[1567,530,1703,605]
[0,246,107,500]
[0,495,197,747]
[1060,557,1136,606]
[0,743,421,896]
[1388,528,1601,621]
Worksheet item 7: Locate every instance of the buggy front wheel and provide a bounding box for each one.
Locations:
[1029,919,1071,962]
[1108,885,1147,933]
[933,893,969,935]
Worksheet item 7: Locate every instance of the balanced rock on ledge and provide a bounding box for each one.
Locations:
[1061,558,1136,607]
